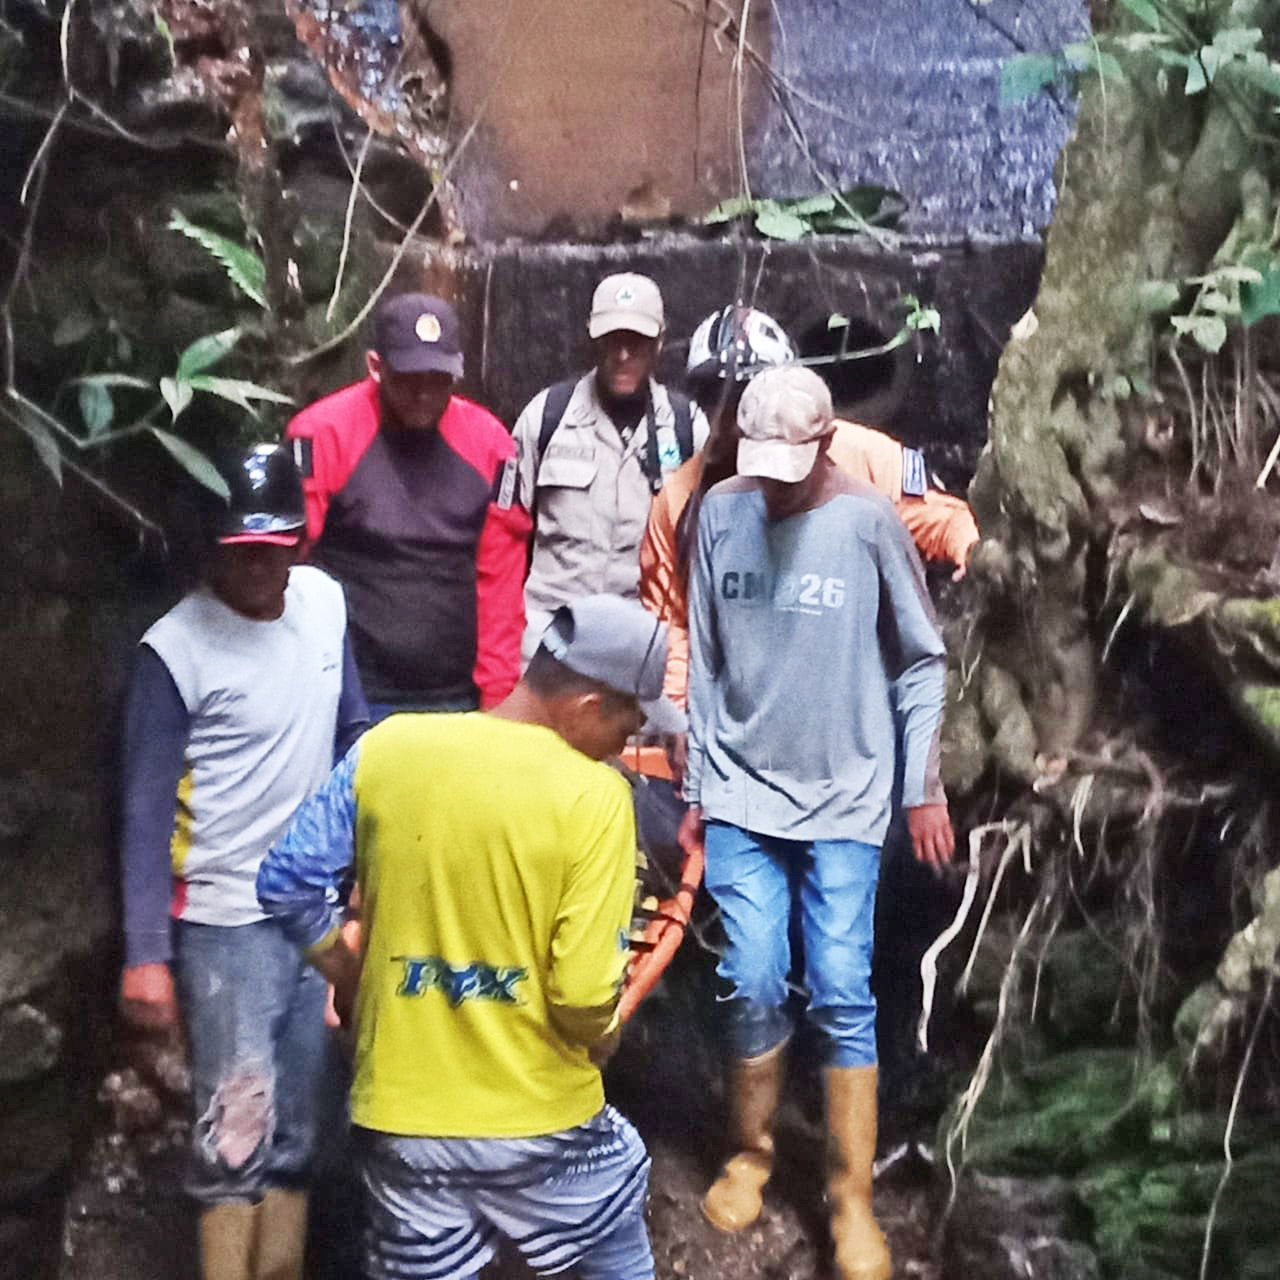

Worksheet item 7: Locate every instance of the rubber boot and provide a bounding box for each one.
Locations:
[825,1066,891,1280]
[200,1201,259,1280]
[702,1042,784,1232]
[255,1188,309,1280]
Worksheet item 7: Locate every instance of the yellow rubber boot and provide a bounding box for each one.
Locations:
[255,1189,309,1280]
[825,1066,891,1280]
[199,1201,259,1280]
[702,1043,784,1232]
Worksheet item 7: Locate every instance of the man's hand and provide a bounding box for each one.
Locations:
[665,732,688,791]
[907,803,955,870]
[678,803,705,850]
[119,962,180,1031]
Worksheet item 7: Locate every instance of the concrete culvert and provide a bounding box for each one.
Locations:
[796,313,908,426]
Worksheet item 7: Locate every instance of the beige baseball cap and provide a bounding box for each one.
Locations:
[587,273,664,339]
[736,364,834,484]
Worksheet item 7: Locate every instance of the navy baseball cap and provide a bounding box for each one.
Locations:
[374,293,464,378]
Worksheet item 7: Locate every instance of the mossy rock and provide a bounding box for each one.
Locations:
[1080,1148,1280,1280]
[943,1048,1179,1177]
[1040,924,1137,1047]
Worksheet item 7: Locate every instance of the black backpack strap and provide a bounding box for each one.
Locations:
[529,378,579,523]
[641,388,698,495]
[670,390,695,463]
[537,379,578,464]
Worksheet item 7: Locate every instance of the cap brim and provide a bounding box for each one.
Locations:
[588,312,662,340]
[737,436,820,483]
[381,348,464,378]
[640,695,686,736]
[218,532,302,547]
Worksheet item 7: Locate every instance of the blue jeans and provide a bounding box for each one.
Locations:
[703,822,881,1067]
[173,918,334,1205]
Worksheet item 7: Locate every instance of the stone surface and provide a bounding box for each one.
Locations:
[0,1005,63,1085]
[750,0,1088,239]
[943,1172,1100,1280]
[428,0,1085,241]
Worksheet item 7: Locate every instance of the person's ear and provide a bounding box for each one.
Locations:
[366,350,383,384]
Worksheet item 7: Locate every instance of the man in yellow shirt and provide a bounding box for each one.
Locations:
[258,595,683,1280]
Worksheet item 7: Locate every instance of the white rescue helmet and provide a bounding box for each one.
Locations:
[686,305,796,387]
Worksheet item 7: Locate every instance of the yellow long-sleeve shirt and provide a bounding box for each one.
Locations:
[348,713,638,1138]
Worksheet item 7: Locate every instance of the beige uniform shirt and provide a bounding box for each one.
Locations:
[513,371,709,662]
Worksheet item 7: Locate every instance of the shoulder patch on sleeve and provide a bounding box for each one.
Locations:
[494,456,518,510]
[291,437,313,480]
[902,447,927,498]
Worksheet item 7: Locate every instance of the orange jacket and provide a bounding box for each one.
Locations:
[638,419,979,706]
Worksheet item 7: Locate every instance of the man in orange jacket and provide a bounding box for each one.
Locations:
[639,305,978,709]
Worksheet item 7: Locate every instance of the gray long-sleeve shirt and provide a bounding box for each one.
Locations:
[686,472,946,844]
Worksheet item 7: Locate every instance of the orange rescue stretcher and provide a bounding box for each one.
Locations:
[616,744,704,1024]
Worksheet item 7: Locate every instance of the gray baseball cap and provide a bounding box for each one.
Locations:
[539,595,686,735]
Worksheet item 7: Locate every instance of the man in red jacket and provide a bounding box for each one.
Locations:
[287,294,530,717]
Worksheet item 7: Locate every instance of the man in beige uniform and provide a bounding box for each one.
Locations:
[513,272,710,662]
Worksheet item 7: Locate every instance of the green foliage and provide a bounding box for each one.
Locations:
[1002,5,1280,359]
[820,295,941,369]
[702,185,906,240]
[1002,5,1280,109]
[168,209,267,308]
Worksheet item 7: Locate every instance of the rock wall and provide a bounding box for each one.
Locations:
[0,0,1075,1273]
[428,0,1087,241]
[451,233,1043,484]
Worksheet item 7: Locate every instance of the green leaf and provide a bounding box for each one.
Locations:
[1139,281,1181,312]
[148,428,230,499]
[176,328,241,380]
[185,375,293,415]
[1170,314,1228,352]
[52,310,96,346]
[1191,266,1263,285]
[70,373,154,390]
[828,313,850,330]
[701,196,755,225]
[1118,0,1161,29]
[1000,53,1060,105]
[1185,56,1208,94]
[1241,265,1280,327]
[753,206,809,241]
[1199,44,1230,82]
[1063,42,1124,82]
[1110,375,1133,399]
[77,382,114,436]
[160,376,194,422]
[907,306,941,333]
[1200,291,1239,315]
[785,193,835,216]
[1211,26,1262,57]
[168,209,267,307]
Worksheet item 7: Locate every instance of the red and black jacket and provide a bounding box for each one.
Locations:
[286,378,530,709]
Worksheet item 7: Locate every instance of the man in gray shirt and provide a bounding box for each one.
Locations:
[682,364,954,1280]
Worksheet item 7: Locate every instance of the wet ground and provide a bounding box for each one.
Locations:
[62,937,946,1279]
